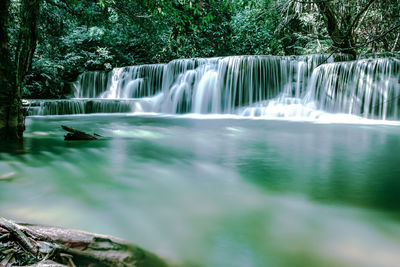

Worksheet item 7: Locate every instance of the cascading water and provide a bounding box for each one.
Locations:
[73,71,111,98]
[25,99,154,116]
[155,54,334,114]
[26,54,400,120]
[157,58,220,113]
[305,58,400,120]
[30,64,166,115]
[74,64,165,99]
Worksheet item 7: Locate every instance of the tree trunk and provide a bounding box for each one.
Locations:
[0,0,18,141]
[0,0,40,141]
[315,2,356,58]
[15,0,41,138]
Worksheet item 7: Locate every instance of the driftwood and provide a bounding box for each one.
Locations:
[0,217,169,267]
[61,126,102,141]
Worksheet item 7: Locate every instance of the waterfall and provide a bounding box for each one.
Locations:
[73,71,111,98]
[306,58,400,120]
[26,99,153,116]
[155,54,334,114]
[26,54,400,120]
[157,58,220,113]
[74,64,165,99]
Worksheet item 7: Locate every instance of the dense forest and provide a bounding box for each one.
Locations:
[0,0,400,140]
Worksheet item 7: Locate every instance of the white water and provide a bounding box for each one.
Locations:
[29,54,400,121]
[305,58,400,120]
[73,64,165,99]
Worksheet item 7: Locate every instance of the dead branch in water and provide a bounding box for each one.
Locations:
[61,125,103,141]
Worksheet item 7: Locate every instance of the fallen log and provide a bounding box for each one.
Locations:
[61,126,102,141]
[0,218,169,267]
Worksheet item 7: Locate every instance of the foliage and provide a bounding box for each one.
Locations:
[280,0,400,55]
[230,0,281,55]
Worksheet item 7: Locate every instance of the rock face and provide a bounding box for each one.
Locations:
[0,217,169,267]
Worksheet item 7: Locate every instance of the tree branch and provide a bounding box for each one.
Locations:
[392,32,400,52]
[334,23,400,51]
[350,0,377,33]
[315,2,343,47]
[0,217,39,257]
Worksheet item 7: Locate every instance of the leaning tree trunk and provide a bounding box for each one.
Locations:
[0,0,40,141]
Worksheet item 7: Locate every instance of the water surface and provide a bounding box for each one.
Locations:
[1,114,400,267]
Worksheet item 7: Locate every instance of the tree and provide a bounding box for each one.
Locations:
[0,0,18,141]
[230,0,285,55]
[315,0,376,56]
[281,0,400,56]
[0,0,40,141]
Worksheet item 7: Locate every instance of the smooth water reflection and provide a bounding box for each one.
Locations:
[1,115,400,267]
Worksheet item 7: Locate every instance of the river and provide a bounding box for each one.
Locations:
[1,114,400,266]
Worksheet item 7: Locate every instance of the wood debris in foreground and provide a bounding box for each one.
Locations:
[0,217,169,267]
